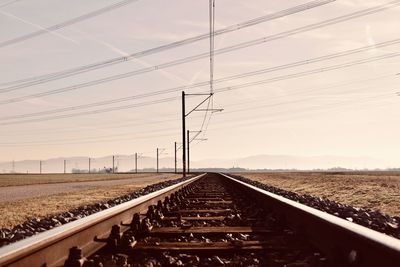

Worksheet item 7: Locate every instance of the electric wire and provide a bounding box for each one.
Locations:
[1,0,398,104]
[1,50,399,126]
[1,38,399,121]
[3,70,393,139]
[0,0,336,88]
[1,92,392,146]
[200,0,216,138]
[0,0,141,48]
[195,0,215,141]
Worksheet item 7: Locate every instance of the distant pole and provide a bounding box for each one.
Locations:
[174,142,177,174]
[182,91,186,177]
[40,160,42,174]
[187,130,190,174]
[64,160,66,174]
[135,153,138,173]
[88,158,91,174]
[112,156,115,173]
[157,148,159,173]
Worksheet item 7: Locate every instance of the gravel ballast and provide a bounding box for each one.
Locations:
[228,174,400,239]
[1,173,399,249]
[0,175,191,248]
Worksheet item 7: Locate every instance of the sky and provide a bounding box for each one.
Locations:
[0,0,400,169]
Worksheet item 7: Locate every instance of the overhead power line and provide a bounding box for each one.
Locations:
[0,0,141,48]
[0,70,393,137]
[1,72,393,137]
[1,0,399,102]
[213,52,400,95]
[1,50,399,126]
[0,130,181,146]
[0,125,178,145]
[0,0,336,89]
[0,91,392,147]
[0,35,399,115]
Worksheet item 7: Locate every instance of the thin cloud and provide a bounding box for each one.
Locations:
[72,28,188,84]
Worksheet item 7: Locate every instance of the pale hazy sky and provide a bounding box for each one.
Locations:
[0,0,399,167]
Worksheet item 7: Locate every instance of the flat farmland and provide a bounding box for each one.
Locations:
[235,172,400,217]
[0,173,181,228]
[0,173,168,187]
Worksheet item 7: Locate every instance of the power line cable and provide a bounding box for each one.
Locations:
[0,0,336,88]
[1,92,392,147]
[0,0,141,48]
[196,0,216,138]
[0,125,178,145]
[0,70,393,137]
[1,0,399,103]
[1,73,395,144]
[0,130,180,146]
[1,37,399,121]
[1,50,399,126]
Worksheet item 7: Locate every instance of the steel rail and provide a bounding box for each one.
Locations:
[0,173,206,267]
[220,173,400,266]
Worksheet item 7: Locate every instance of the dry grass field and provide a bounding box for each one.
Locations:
[0,173,168,187]
[0,174,181,228]
[236,172,400,217]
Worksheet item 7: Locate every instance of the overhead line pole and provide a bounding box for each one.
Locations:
[64,160,66,174]
[157,148,159,173]
[88,158,91,174]
[174,142,177,174]
[112,156,115,173]
[135,153,137,173]
[182,91,186,177]
[187,130,190,174]
[182,91,222,177]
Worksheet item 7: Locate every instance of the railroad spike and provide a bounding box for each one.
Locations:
[141,218,153,233]
[119,231,136,252]
[94,225,121,253]
[114,253,130,267]
[63,246,87,267]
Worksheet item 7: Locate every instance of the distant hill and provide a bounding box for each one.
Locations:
[0,154,391,174]
[193,154,386,170]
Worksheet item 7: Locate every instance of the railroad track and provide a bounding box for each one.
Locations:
[0,173,399,266]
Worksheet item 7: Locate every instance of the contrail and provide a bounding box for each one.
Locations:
[73,28,188,85]
[0,0,141,48]
[0,0,22,9]
[0,10,78,44]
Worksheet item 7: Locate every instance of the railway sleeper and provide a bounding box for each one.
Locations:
[63,175,327,267]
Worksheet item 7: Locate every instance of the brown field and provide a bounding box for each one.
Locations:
[0,173,170,187]
[0,174,181,228]
[235,172,400,217]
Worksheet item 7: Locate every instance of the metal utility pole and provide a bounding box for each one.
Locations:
[182,91,222,176]
[180,1,221,177]
[112,156,115,173]
[64,160,66,174]
[187,130,190,174]
[39,160,42,174]
[88,158,91,174]
[135,153,138,173]
[174,142,177,174]
[157,148,159,173]
[182,91,186,177]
